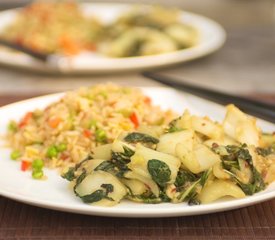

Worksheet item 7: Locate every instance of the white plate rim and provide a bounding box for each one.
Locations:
[0,2,226,73]
[0,88,274,218]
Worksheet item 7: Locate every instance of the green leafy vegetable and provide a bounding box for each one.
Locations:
[199,169,212,186]
[213,144,266,195]
[95,146,134,178]
[95,161,115,172]
[188,198,201,205]
[177,169,211,203]
[101,184,114,194]
[147,159,171,186]
[62,167,75,181]
[61,155,93,181]
[132,190,170,204]
[224,168,265,195]
[166,118,182,133]
[74,155,93,170]
[94,160,128,178]
[212,144,250,171]
[109,146,134,177]
[159,191,171,203]
[175,169,198,188]
[79,184,115,203]
[111,146,134,164]
[124,132,159,144]
[80,190,106,203]
[256,147,274,157]
[74,170,87,196]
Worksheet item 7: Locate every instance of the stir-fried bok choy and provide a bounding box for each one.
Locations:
[62,105,275,206]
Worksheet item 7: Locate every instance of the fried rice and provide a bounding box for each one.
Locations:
[6,84,176,169]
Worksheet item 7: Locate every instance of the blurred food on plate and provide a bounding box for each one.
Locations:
[1,1,198,57]
[1,1,101,55]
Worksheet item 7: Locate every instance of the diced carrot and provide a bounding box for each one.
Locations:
[59,35,81,55]
[129,112,139,129]
[86,43,97,51]
[48,117,62,128]
[21,160,31,171]
[19,112,33,128]
[144,96,151,105]
[29,39,40,52]
[83,129,92,138]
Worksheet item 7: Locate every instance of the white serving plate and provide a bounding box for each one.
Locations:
[0,3,226,73]
[0,87,274,218]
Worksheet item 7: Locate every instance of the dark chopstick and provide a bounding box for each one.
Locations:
[0,38,49,62]
[142,71,275,123]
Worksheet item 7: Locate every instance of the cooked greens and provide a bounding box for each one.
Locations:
[147,159,171,186]
[212,144,266,195]
[64,104,275,207]
[124,132,159,144]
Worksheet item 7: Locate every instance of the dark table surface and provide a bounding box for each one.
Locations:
[1,197,274,240]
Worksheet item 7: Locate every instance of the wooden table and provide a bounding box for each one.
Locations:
[0,0,275,239]
[0,197,274,240]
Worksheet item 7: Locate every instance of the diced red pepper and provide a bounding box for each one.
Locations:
[60,153,69,161]
[21,160,31,171]
[171,187,177,193]
[129,112,139,129]
[19,112,33,128]
[83,129,92,138]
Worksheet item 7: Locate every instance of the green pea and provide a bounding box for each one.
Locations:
[8,121,18,132]
[47,146,58,158]
[98,91,107,99]
[32,159,44,170]
[10,150,21,160]
[32,170,43,179]
[56,143,67,152]
[95,129,107,143]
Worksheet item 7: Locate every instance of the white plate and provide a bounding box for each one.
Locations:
[0,87,274,217]
[0,3,226,73]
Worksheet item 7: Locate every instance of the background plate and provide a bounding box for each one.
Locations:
[0,87,274,217]
[0,3,226,73]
